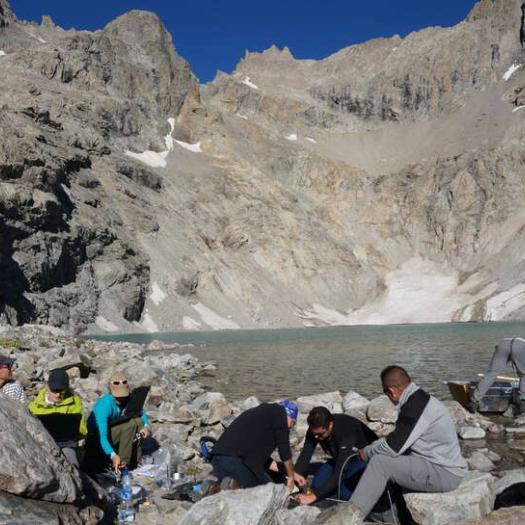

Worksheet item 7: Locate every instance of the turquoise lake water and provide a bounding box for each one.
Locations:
[90,321,525,401]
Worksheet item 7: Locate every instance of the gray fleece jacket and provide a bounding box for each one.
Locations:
[364,382,467,476]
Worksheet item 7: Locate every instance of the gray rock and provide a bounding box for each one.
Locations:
[274,505,321,525]
[367,395,398,424]
[190,392,226,411]
[492,467,525,496]
[151,403,196,424]
[0,396,81,503]
[201,399,232,426]
[459,426,486,440]
[467,451,495,472]
[317,502,364,524]
[240,396,260,411]
[342,391,370,413]
[404,471,495,525]
[0,491,87,525]
[179,483,289,525]
[505,427,525,434]
[296,392,343,413]
[153,423,192,445]
[454,506,525,525]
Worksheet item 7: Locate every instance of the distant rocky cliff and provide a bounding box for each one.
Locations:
[1,0,525,334]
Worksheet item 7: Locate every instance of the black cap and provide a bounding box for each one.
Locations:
[0,355,14,367]
[48,368,70,391]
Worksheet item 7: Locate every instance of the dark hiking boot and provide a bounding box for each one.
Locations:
[515,400,525,416]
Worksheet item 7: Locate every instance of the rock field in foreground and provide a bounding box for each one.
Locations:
[0,325,524,524]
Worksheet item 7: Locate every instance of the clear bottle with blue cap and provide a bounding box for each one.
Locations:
[118,467,135,523]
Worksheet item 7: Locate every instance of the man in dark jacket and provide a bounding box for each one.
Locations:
[211,400,298,490]
[293,406,377,504]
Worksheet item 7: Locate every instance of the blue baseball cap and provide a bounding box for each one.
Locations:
[279,400,298,421]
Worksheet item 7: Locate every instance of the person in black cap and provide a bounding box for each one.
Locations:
[0,354,25,403]
[29,368,87,467]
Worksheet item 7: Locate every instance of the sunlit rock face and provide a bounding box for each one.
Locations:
[1,0,525,333]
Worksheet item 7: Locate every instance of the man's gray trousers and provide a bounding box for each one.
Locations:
[349,454,463,518]
[473,337,525,402]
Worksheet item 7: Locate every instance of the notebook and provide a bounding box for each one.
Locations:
[109,386,150,427]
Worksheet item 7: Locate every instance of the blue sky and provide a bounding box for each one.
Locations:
[12,0,479,82]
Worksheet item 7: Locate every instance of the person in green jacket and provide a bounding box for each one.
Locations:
[29,368,87,468]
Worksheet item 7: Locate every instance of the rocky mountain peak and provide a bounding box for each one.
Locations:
[0,0,15,27]
[2,0,525,334]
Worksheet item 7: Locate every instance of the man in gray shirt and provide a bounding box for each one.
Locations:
[349,365,467,521]
[469,337,525,415]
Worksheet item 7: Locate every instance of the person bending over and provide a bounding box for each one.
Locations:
[211,400,298,491]
[469,337,525,415]
[293,406,377,505]
[347,365,467,521]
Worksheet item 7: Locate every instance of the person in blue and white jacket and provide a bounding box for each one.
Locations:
[85,371,151,475]
[349,365,467,520]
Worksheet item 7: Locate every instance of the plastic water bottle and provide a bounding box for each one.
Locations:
[118,468,135,523]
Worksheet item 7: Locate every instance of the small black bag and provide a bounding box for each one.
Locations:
[494,482,525,509]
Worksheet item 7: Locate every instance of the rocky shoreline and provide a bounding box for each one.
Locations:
[1,325,525,524]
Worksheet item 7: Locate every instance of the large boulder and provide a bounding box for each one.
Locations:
[404,471,495,525]
[467,451,495,472]
[190,392,232,425]
[342,391,370,413]
[274,505,321,525]
[492,467,525,496]
[240,396,260,412]
[455,506,525,525]
[0,396,82,503]
[0,491,85,525]
[317,502,363,524]
[367,395,398,424]
[459,426,486,440]
[179,483,289,525]
[295,392,343,413]
[443,401,496,432]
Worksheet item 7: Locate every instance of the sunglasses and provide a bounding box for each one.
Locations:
[50,389,66,395]
[112,380,128,386]
[0,364,12,370]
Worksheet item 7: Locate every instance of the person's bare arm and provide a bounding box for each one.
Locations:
[283,458,296,491]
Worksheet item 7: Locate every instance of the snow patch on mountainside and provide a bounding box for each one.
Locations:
[175,140,202,153]
[182,316,202,330]
[192,302,240,330]
[486,284,525,321]
[241,76,259,90]
[503,63,521,81]
[297,257,505,326]
[125,118,176,168]
[150,282,167,306]
[95,315,119,332]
